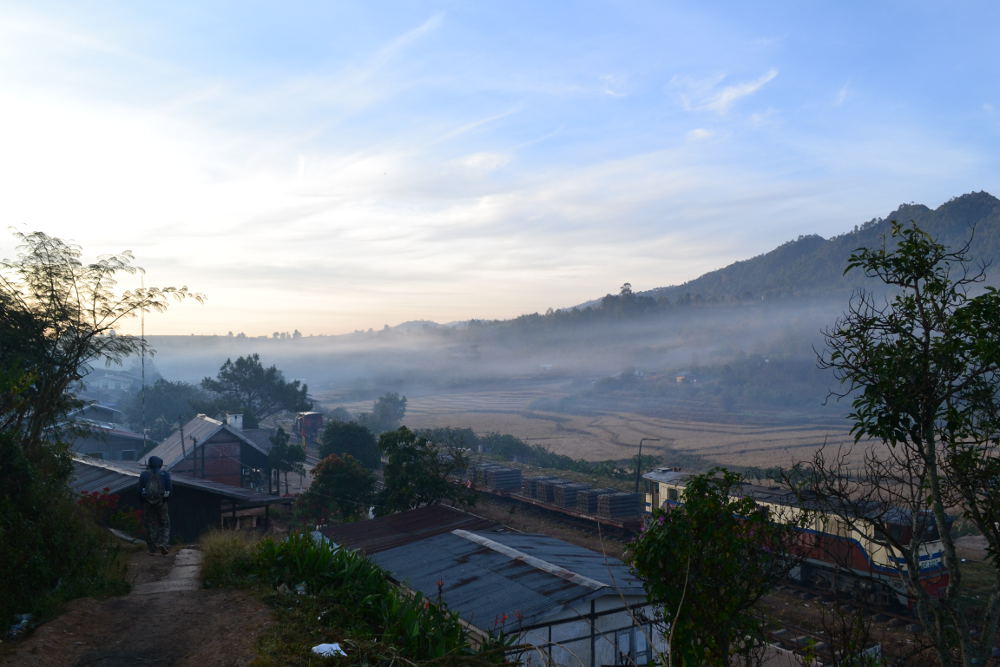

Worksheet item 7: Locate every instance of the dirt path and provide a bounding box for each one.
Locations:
[1,545,274,667]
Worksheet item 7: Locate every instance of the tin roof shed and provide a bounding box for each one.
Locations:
[370,528,646,633]
[322,504,498,554]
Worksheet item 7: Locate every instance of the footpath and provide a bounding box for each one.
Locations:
[1,547,273,667]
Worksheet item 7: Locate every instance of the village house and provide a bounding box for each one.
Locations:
[71,424,148,462]
[142,413,270,492]
[66,402,149,462]
[71,456,290,539]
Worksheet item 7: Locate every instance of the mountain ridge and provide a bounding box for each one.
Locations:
[636,191,1000,305]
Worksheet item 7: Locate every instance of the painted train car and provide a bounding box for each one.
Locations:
[642,467,949,607]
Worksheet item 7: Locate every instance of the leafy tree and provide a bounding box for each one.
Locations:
[296,453,375,524]
[812,222,1000,667]
[119,378,215,442]
[0,231,197,626]
[376,427,473,515]
[326,406,353,422]
[627,469,803,665]
[319,420,379,470]
[201,353,311,428]
[358,391,407,434]
[267,426,305,495]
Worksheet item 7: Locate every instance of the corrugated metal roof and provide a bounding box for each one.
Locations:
[70,456,289,507]
[322,505,498,554]
[370,529,645,631]
[144,414,267,469]
[241,428,275,454]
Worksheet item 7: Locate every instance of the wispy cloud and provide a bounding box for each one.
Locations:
[599,73,630,97]
[674,69,778,113]
[835,82,850,106]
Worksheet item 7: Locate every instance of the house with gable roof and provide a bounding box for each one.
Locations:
[142,414,270,492]
[71,456,290,540]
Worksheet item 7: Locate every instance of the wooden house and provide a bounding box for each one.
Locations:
[71,457,290,540]
[143,414,270,492]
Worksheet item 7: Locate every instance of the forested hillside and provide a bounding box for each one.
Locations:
[642,191,1000,304]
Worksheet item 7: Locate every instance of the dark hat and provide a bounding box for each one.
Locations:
[147,456,163,470]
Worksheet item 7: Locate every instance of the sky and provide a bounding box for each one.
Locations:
[0,1,998,335]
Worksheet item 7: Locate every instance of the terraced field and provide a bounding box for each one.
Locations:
[321,383,864,470]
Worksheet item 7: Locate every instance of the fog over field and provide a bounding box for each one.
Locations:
[143,295,847,416]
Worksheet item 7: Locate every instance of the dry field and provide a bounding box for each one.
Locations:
[323,384,866,471]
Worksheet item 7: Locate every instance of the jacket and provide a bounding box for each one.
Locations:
[138,469,173,502]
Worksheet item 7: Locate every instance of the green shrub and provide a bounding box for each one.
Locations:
[0,433,130,628]
[200,529,262,588]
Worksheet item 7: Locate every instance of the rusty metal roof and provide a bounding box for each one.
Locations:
[370,527,646,631]
[321,505,499,554]
[144,414,267,469]
[70,456,289,508]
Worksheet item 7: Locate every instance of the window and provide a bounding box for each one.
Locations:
[120,450,136,461]
[615,625,651,665]
[668,487,679,502]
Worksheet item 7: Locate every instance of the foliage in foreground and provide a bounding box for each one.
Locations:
[1,231,194,628]
[0,438,131,628]
[202,531,512,665]
[295,454,375,524]
[376,427,475,515]
[627,469,804,666]
[813,222,1000,667]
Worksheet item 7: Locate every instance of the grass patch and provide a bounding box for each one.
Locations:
[201,529,262,588]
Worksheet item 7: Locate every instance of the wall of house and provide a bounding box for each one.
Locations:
[172,434,244,487]
[514,597,665,666]
[119,485,224,542]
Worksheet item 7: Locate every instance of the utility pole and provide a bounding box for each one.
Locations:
[634,437,661,494]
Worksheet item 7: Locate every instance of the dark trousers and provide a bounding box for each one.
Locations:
[143,501,170,551]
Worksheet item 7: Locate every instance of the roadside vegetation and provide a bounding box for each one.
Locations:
[1,231,197,631]
[201,530,514,665]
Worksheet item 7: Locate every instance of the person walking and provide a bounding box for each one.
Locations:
[139,455,172,555]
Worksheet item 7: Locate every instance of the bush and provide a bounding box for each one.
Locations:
[215,531,512,664]
[200,529,262,589]
[77,488,142,535]
[0,433,130,628]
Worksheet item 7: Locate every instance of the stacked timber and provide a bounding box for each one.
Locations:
[470,463,499,486]
[576,488,617,514]
[522,476,559,499]
[597,492,642,518]
[552,482,591,509]
[484,466,522,491]
[535,478,571,503]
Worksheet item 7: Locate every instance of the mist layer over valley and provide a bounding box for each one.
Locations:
[134,192,1000,466]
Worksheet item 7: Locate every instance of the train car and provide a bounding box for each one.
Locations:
[642,467,949,608]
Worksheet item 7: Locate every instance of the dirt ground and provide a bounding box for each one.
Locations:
[0,546,273,667]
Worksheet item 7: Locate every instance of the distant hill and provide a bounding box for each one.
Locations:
[639,191,1000,304]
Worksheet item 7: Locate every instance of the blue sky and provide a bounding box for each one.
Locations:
[0,1,997,334]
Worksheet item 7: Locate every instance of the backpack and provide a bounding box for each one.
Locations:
[145,471,164,505]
